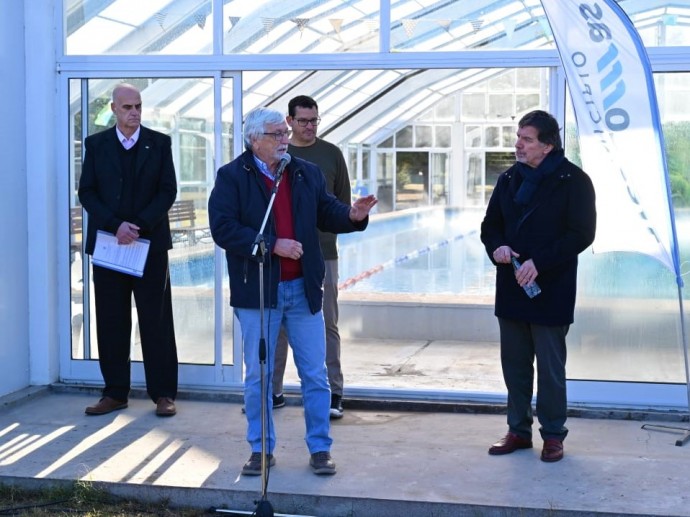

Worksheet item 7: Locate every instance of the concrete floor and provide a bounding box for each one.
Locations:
[0,388,689,516]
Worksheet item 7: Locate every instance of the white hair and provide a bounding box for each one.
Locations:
[243,107,285,150]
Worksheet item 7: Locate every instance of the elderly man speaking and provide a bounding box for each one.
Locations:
[208,107,376,476]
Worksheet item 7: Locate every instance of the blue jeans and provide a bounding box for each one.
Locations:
[235,278,332,455]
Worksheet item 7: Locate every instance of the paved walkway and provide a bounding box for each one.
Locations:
[0,388,689,516]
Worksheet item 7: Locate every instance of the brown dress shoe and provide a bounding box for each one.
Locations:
[156,397,176,417]
[488,432,533,455]
[541,438,564,462]
[85,396,128,415]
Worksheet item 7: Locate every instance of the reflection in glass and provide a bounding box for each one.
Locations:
[57,0,690,400]
[221,78,235,366]
[436,126,451,147]
[564,72,690,384]
[69,78,85,359]
[223,0,379,54]
[70,78,218,366]
[396,126,413,147]
[415,126,432,147]
[485,126,499,147]
[64,0,213,55]
[64,0,690,60]
[465,152,483,207]
[396,152,429,210]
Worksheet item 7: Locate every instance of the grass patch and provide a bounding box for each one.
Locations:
[0,481,205,516]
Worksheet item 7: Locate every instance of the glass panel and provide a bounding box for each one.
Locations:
[391,0,556,52]
[221,78,235,365]
[361,148,371,195]
[223,0,380,54]
[489,70,514,91]
[396,126,413,147]
[379,135,394,148]
[64,0,213,55]
[230,67,549,395]
[462,93,485,119]
[76,78,217,366]
[64,0,690,58]
[348,145,373,200]
[390,1,690,52]
[415,125,432,147]
[516,68,540,89]
[396,152,429,210]
[488,94,513,119]
[465,152,484,207]
[69,79,85,359]
[485,126,500,147]
[633,6,690,47]
[430,153,449,206]
[376,152,394,213]
[66,66,550,394]
[434,96,455,121]
[516,93,540,114]
[435,126,451,147]
[485,151,513,196]
[564,72,690,385]
[502,125,516,147]
[465,125,481,147]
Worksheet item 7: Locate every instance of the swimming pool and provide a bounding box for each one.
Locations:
[336,207,491,295]
[169,206,689,299]
[336,206,687,299]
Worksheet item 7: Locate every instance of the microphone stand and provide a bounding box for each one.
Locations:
[212,158,313,516]
[213,170,283,517]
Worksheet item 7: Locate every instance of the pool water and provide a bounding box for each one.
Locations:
[169,207,689,299]
[336,207,491,295]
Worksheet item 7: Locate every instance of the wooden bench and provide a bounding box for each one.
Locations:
[168,199,209,245]
[70,200,208,250]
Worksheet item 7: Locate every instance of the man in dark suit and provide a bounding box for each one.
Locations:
[78,83,179,417]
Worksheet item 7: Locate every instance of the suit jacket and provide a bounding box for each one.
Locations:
[78,125,177,255]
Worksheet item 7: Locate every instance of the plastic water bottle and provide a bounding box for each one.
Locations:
[511,257,541,298]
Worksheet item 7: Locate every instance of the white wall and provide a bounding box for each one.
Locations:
[0,1,31,395]
[25,1,61,387]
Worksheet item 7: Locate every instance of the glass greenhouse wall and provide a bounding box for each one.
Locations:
[59,0,690,406]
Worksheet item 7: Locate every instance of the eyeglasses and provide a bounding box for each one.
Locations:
[262,130,292,141]
[294,117,321,127]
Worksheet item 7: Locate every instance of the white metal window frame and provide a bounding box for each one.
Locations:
[53,0,690,408]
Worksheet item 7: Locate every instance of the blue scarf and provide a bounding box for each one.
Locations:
[514,149,565,206]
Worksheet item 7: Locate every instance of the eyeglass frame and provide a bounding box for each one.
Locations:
[262,130,292,141]
[294,117,321,127]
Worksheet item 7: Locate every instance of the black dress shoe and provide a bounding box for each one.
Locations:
[488,432,533,455]
[85,396,128,415]
[541,438,564,462]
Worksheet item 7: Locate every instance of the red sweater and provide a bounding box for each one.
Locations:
[263,171,302,280]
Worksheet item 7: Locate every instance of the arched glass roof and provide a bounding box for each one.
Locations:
[64,0,690,145]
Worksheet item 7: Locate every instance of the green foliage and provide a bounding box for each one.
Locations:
[664,121,690,207]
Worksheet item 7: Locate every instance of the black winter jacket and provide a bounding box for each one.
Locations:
[480,157,596,325]
[208,150,367,314]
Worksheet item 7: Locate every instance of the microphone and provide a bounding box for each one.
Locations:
[274,153,291,183]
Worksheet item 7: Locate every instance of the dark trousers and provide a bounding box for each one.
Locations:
[92,251,178,403]
[498,317,569,441]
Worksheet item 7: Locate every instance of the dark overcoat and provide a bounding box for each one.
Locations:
[481,158,596,326]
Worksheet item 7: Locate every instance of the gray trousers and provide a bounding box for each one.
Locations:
[498,317,570,441]
[273,259,343,396]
